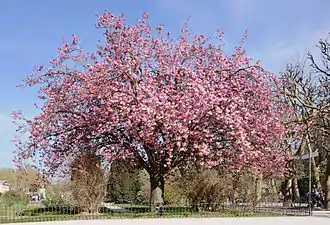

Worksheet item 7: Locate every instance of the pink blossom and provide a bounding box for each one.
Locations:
[13,11,291,179]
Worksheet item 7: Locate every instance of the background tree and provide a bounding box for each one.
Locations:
[277,33,330,208]
[276,61,318,203]
[106,159,146,204]
[163,163,230,211]
[0,166,46,193]
[0,168,16,188]
[307,35,330,209]
[42,180,72,207]
[70,149,108,213]
[1,190,29,206]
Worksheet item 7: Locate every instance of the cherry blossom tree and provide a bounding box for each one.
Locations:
[13,11,290,208]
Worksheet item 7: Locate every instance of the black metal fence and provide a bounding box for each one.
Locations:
[0,201,311,224]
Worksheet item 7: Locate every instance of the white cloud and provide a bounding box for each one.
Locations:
[254,29,329,72]
[153,0,330,74]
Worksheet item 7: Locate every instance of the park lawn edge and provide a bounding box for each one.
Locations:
[0,211,294,224]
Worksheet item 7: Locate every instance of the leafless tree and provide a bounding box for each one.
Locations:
[70,150,108,213]
[277,34,330,208]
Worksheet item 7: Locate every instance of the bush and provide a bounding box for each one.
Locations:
[1,190,29,206]
[106,160,146,204]
[41,198,66,208]
[164,182,183,205]
[166,165,229,208]
[70,151,108,213]
[41,183,72,207]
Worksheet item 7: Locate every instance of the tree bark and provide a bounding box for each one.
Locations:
[283,179,293,206]
[292,176,300,202]
[325,155,330,210]
[232,175,239,205]
[311,157,322,189]
[255,175,263,204]
[270,179,278,201]
[149,173,165,212]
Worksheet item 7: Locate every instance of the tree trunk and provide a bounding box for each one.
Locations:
[270,179,277,201]
[255,175,263,204]
[269,179,277,202]
[149,173,165,212]
[292,176,300,202]
[271,179,277,195]
[325,155,330,210]
[232,175,239,205]
[283,179,293,206]
[311,157,322,189]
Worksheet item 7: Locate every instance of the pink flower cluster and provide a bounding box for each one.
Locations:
[13,11,291,177]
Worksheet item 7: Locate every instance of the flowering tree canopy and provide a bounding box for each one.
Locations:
[13,11,290,202]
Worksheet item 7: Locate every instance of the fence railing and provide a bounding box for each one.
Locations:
[0,201,311,224]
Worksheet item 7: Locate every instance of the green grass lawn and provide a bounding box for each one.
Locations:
[0,204,285,224]
[0,209,12,217]
[1,202,307,224]
[0,211,284,224]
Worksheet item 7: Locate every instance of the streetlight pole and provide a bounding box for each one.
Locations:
[309,146,312,216]
[300,139,318,216]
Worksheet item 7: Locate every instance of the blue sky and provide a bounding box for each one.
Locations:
[0,0,329,168]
